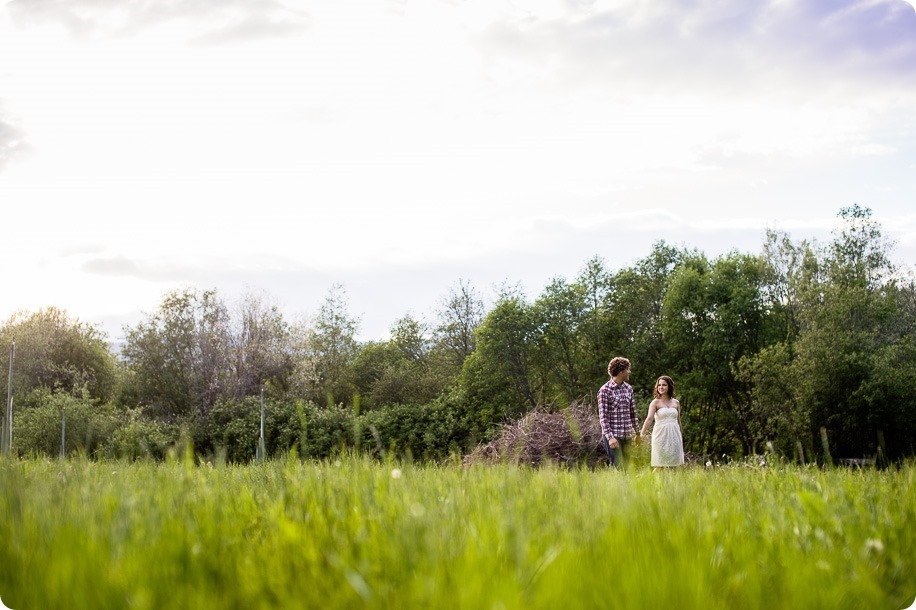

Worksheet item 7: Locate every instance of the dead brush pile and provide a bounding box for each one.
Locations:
[462,401,606,467]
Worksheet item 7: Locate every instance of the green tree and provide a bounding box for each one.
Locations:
[734,342,809,458]
[432,279,484,374]
[459,285,539,436]
[759,228,819,342]
[532,277,589,404]
[790,205,899,460]
[229,291,295,398]
[734,230,820,459]
[121,288,231,420]
[307,284,360,407]
[13,388,121,457]
[352,314,445,409]
[661,251,771,455]
[572,256,614,391]
[0,307,118,403]
[603,242,687,397]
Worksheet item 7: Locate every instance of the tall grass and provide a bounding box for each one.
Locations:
[0,455,913,609]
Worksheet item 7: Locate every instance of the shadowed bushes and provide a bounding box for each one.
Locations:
[11,392,474,463]
[12,389,173,459]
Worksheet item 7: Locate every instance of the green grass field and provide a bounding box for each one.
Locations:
[1,453,914,609]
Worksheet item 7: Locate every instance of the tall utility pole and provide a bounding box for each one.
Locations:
[3,342,14,456]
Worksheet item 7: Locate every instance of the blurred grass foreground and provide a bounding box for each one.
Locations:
[1,457,914,609]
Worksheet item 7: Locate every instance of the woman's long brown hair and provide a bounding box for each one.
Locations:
[654,375,675,399]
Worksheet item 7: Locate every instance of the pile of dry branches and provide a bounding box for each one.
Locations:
[462,401,606,468]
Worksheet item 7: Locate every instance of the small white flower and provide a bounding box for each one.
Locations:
[390,468,402,479]
[705,460,712,469]
[865,538,884,554]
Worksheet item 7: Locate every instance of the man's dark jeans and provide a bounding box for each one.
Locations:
[602,436,634,469]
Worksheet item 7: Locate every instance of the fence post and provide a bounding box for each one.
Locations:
[819,427,833,467]
[877,429,887,468]
[256,387,266,461]
[2,342,14,456]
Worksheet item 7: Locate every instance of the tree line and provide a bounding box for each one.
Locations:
[2,205,913,463]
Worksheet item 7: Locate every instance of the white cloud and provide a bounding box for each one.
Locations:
[1,0,915,338]
[4,0,310,42]
[0,104,29,170]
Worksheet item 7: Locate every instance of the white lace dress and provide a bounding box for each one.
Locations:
[651,407,684,467]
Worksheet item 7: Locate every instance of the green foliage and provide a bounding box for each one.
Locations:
[229,291,297,399]
[0,307,118,403]
[603,242,687,394]
[183,394,471,463]
[786,206,902,460]
[120,288,307,421]
[100,409,175,461]
[432,278,484,371]
[640,250,771,455]
[13,388,120,457]
[191,397,306,462]
[358,398,471,460]
[306,284,361,407]
[532,277,590,404]
[4,206,914,463]
[735,342,808,457]
[121,288,232,419]
[460,288,539,434]
[352,315,449,410]
[860,339,916,460]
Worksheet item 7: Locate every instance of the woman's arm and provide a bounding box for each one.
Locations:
[674,399,682,431]
[640,399,658,436]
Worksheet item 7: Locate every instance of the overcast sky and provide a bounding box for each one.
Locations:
[1,0,915,341]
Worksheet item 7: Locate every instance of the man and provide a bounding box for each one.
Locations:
[598,356,639,469]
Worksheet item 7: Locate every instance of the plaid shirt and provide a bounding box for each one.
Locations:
[598,379,638,440]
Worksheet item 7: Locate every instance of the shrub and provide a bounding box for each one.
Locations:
[13,389,120,457]
[99,409,175,460]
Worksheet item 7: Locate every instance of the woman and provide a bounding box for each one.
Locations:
[639,375,684,467]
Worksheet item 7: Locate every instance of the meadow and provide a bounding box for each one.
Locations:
[0,453,914,610]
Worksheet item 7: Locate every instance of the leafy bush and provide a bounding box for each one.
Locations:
[99,409,176,460]
[357,395,472,461]
[13,389,120,457]
[299,403,355,459]
[191,397,302,462]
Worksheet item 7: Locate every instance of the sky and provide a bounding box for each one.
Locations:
[1,0,915,342]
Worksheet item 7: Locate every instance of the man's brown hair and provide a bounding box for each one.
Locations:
[608,357,631,377]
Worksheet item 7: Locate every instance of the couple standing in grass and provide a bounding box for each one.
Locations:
[598,356,685,469]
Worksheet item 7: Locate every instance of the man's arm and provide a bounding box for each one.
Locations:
[629,390,639,432]
[597,385,613,440]
[599,386,619,449]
